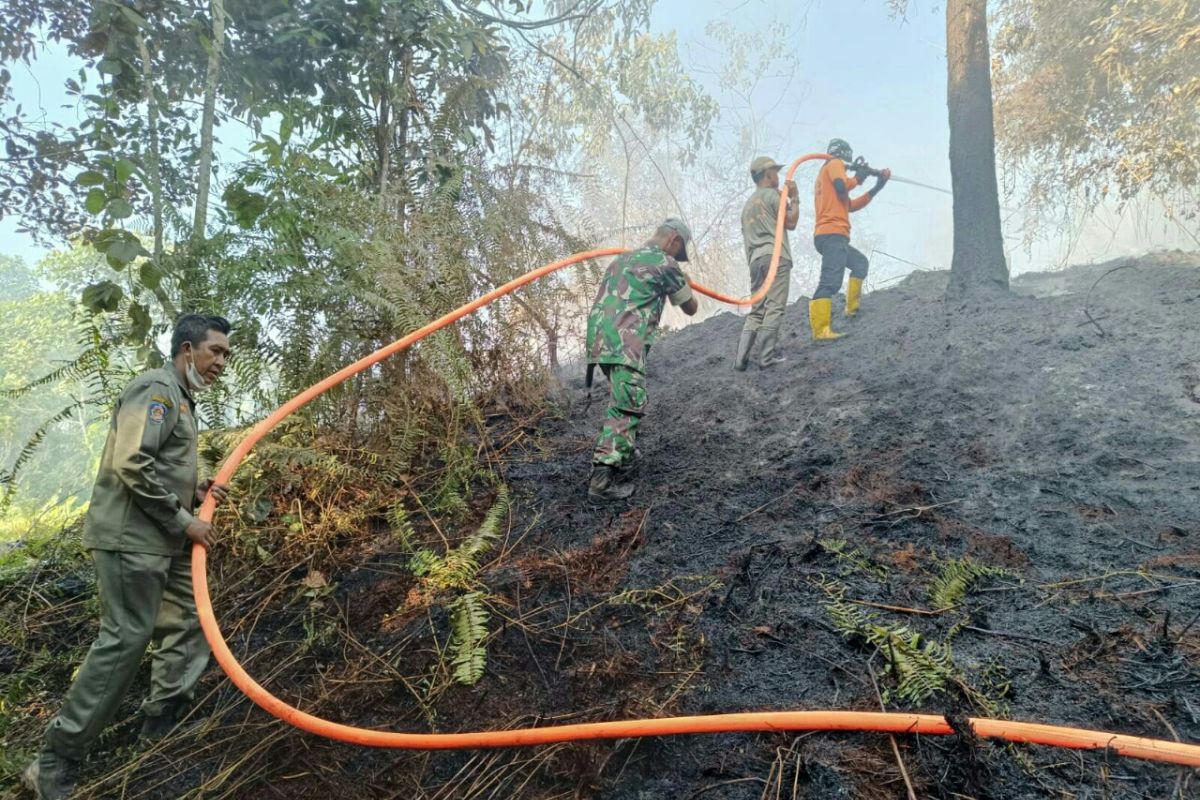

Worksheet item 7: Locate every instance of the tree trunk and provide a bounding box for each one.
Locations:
[136,31,179,321]
[192,0,225,242]
[945,0,1008,297]
[183,0,224,312]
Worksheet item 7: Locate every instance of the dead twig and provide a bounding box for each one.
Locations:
[851,599,948,617]
[868,658,919,800]
[1083,263,1137,337]
[962,625,1059,647]
[736,485,800,523]
[686,776,767,799]
[867,499,961,523]
[1094,581,1200,600]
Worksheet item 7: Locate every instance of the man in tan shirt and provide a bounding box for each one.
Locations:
[734,155,800,370]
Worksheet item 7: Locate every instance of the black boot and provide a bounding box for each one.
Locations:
[22,750,79,800]
[734,330,756,371]
[756,328,787,368]
[140,703,185,742]
[588,465,635,503]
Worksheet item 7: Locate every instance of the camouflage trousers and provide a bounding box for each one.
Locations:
[592,364,647,468]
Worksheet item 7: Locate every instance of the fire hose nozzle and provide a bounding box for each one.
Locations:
[849,156,884,178]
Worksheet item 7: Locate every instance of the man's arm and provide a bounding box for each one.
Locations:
[664,262,699,316]
[111,380,196,538]
[829,160,858,203]
[850,169,890,213]
[784,181,800,231]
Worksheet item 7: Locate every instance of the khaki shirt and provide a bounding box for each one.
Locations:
[83,366,199,555]
[741,186,793,266]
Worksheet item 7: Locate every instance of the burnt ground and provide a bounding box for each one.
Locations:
[2,252,1199,800]
[493,251,1200,798]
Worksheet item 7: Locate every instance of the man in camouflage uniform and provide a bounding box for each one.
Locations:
[734,155,800,370]
[586,219,699,502]
[23,315,232,800]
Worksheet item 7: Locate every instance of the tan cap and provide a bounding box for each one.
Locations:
[661,217,692,262]
[750,155,784,174]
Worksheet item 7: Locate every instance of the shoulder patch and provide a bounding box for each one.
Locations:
[150,394,174,409]
[148,401,167,425]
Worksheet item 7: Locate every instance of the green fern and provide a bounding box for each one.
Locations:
[389,502,416,550]
[817,537,889,581]
[404,488,509,685]
[448,591,489,685]
[411,485,509,591]
[0,402,85,511]
[928,557,1013,610]
[816,577,959,705]
[878,624,956,705]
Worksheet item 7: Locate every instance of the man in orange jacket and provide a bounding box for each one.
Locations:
[809,138,890,339]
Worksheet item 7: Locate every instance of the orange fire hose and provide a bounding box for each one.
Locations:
[191,154,1200,768]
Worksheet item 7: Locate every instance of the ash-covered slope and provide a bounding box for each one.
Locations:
[499,251,1200,799]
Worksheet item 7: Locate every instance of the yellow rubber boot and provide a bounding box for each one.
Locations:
[808,298,842,340]
[845,277,863,317]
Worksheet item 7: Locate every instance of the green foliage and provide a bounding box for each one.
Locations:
[448,591,489,686]
[0,255,116,513]
[817,577,958,706]
[817,537,890,581]
[406,486,509,686]
[409,485,510,593]
[928,557,1014,610]
[0,495,87,544]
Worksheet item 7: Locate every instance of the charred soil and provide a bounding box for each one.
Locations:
[2,253,1198,799]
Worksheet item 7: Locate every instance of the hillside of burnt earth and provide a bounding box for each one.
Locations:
[2,253,1197,800]
[495,251,1200,799]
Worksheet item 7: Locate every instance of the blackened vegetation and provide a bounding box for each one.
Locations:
[2,254,1198,798]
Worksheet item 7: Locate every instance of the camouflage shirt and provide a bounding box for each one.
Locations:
[586,246,694,372]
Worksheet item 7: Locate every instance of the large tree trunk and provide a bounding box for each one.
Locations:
[193,0,225,241]
[182,0,225,312]
[136,30,178,321]
[945,0,1008,297]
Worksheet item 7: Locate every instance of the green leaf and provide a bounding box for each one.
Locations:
[127,302,153,342]
[97,58,122,76]
[106,238,144,265]
[77,170,106,186]
[115,158,137,183]
[92,228,122,249]
[81,280,123,314]
[85,188,107,214]
[107,197,133,219]
[139,260,163,290]
[222,183,268,228]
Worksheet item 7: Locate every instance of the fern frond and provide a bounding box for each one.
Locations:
[449,591,489,685]
[928,558,1014,610]
[818,537,889,581]
[0,402,85,511]
[458,484,508,561]
[389,502,415,550]
[816,575,959,706]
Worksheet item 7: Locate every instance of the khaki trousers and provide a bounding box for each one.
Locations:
[45,549,209,759]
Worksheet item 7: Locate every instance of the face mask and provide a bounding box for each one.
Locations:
[185,351,213,394]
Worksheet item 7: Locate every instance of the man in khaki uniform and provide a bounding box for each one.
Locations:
[23,314,232,800]
[734,155,800,370]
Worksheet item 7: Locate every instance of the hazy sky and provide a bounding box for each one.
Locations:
[1,0,1189,277]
